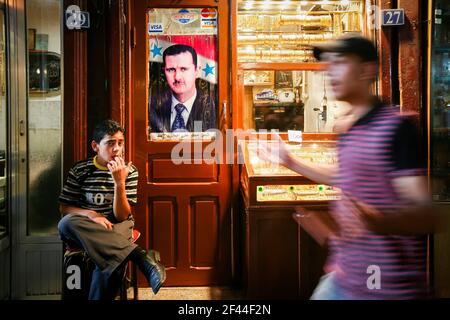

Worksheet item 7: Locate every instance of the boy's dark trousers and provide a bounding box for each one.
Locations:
[59,214,136,300]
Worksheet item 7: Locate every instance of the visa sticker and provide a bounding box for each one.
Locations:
[148,23,164,33]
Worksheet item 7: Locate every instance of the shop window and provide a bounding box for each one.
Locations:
[430,0,450,201]
[26,0,62,236]
[0,7,6,239]
[237,0,366,132]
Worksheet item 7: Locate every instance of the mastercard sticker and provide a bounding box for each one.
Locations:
[200,8,217,29]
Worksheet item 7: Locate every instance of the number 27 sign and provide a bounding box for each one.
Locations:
[381,9,405,26]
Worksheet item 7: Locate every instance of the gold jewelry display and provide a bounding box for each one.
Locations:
[237,0,364,63]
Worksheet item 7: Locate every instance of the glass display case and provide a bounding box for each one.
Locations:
[239,136,340,205]
[237,0,368,133]
[237,0,365,63]
[430,0,450,202]
[238,135,337,299]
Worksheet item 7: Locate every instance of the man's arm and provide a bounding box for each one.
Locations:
[293,207,339,247]
[260,134,338,186]
[349,117,442,235]
[284,156,337,187]
[347,177,442,235]
[59,204,113,230]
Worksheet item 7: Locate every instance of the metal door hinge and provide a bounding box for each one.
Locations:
[19,120,25,136]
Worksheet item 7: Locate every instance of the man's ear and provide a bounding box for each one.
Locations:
[91,140,99,153]
[360,61,378,82]
[195,65,200,79]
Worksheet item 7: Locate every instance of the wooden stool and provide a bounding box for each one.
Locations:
[63,228,141,300]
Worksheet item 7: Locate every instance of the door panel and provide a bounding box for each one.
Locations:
[131,0,231,286]
[191,197,219,267]
[149,197,178,269]
[149,157,218,182]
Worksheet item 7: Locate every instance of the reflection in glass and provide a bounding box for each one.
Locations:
[243,70,349,132]
[147,8,218,137]
[0,8,7,239]
[246,141,337,176]
[430,0,450,201]
[26,0,62,235]
[237,0,364,63]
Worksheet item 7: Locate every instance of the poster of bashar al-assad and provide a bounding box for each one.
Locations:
[147,8,218,136]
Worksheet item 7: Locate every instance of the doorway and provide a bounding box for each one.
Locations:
[129,0,233,286]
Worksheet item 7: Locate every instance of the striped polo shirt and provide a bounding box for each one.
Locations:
[59,157,139,222]
[328,100,428,299]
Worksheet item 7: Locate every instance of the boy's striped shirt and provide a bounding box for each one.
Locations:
[59,157,138,221]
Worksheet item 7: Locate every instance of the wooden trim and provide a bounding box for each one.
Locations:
[125,0,134,162]
[425,0,433,292]
[378,0,393,105]
[63,0,88,173]
[426,0,433,182]
[398,0,421,114]
[238,62,327,71]
[109,0,126,124]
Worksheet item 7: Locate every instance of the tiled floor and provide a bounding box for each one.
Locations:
[129,287,244,300]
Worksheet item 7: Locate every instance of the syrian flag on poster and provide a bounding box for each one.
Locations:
[149,35,217,84]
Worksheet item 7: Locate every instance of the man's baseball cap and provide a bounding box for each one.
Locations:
[312,33,378,62]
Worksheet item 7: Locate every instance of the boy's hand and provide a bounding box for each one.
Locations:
[90,214,114,230]
[107,156,132,186]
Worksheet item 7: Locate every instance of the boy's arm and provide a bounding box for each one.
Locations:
[108,156,135,222]
[59,204,113,229]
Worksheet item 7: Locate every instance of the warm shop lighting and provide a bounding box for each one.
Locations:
[244,1,254,10]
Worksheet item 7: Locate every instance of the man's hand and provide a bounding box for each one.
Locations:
[343,192,385,233]
[258,134,293,167]
[293,206,339,246]
[107,156,132,186]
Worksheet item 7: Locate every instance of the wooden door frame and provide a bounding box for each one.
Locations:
[63,0,88,171]
[127,0,233,286]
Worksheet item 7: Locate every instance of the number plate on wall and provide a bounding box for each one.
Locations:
[381,9,405,26]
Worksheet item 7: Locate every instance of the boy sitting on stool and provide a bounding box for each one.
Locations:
[58,119,166,300]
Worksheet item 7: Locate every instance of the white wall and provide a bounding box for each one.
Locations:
[303,71,348,133]
[27,0,61,54]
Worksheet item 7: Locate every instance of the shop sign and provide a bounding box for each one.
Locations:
[381,9,404,26]
[171,9,198,25]
[65,5,90,29]
[288,130,302,143]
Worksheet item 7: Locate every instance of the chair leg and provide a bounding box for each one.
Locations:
[132,262,139,300]
[119,264,129,300]
[119,282,127,300]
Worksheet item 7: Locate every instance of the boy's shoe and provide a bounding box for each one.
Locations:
[137,249,166,294]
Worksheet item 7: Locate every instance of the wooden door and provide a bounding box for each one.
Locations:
[129,0,231,286]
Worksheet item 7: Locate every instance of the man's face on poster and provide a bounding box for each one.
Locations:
[163,51,199,102]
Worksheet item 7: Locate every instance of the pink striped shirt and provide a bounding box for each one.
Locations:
[328,102,429,299]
